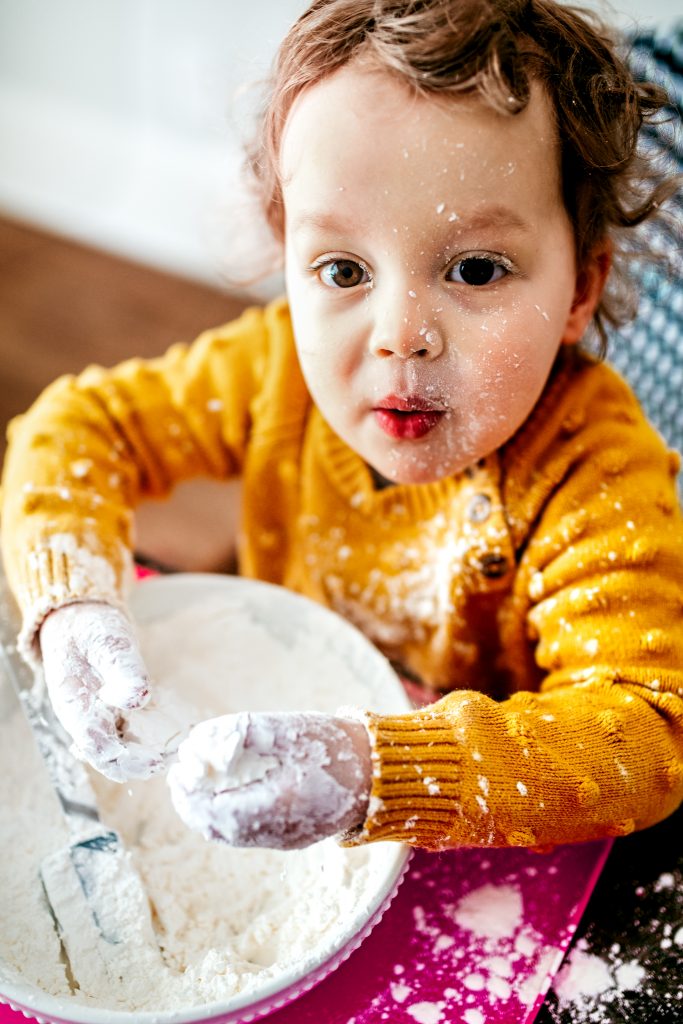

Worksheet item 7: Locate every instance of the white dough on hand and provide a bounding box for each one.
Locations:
[167,711,373,849]
[39,602,165,782]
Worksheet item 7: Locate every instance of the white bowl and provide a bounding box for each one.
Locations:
[0,574,411,1024]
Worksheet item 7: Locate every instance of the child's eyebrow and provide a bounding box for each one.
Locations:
[290,206,531,238]
[289,210,357,236]
[454,207,530,234]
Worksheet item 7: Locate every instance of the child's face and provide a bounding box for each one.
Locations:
[282,64,602,484]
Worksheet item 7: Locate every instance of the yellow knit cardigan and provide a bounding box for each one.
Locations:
[2,298,683,850]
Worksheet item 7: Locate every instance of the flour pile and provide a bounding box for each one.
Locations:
[547,867,683,1023]
[0,591,406,1013]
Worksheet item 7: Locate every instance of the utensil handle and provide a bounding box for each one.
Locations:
[0,556,102,836]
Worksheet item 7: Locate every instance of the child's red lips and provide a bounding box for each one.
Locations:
[375,394,441,413]
[373,394,445,439]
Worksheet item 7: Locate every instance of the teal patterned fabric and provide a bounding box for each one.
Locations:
[608,25,683,458]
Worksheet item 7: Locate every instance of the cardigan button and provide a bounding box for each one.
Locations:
[466,493,492,524]
[477,552,510,578]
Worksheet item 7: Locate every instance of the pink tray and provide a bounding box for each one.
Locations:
[1,838,611,1024]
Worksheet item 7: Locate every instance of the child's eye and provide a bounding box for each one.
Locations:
[448,256,509,286]
[317,260,370,289]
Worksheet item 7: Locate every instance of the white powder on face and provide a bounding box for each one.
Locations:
[0,595,405,1014]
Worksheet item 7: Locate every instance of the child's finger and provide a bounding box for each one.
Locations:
[65,695,163,782]
[43,650,134,772]
[45,658,125,763]
[99,742,165,783]
[79,608,152,711]
[77,710,130,768]
[44,650,103,738]
[95,660,151,711]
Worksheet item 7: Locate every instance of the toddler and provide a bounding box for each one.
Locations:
[2,0,682,853]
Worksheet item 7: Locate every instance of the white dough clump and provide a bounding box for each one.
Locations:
[0,597,401,1013]
[168,710,366,849]
[182,713,281,789]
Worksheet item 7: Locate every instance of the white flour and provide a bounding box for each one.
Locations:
[0,595,403,1013]
[548,868,683,1023]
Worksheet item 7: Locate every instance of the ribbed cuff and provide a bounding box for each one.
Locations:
[342,708,464,849]
[15,534,131,664]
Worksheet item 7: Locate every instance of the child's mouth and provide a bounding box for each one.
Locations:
[373,395,445,440]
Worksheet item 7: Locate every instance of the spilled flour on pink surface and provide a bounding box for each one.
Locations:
[406,1001,447,1023]
[439,877,561,1014]
[354,847,681,1024]
[342,847,589,1024]
[451,882,523,940]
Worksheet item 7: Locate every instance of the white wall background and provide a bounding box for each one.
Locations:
[0,0,679,294]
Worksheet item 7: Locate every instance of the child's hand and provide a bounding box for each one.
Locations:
[167,711,372,849]
[39,602,163,782]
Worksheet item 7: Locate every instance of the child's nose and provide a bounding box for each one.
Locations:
[369,312,444,360]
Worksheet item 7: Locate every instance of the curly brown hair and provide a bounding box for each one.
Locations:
[249,0,678,348]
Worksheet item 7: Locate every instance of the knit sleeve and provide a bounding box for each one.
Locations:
[0,302,279,659]
[346,365,683,850]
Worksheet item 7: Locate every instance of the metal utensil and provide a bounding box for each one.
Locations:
[0,560,167,997]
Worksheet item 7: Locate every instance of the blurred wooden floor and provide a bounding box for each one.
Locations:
[0,216,248,570]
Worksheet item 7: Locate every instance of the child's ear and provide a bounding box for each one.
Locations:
[561,239,613,345]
